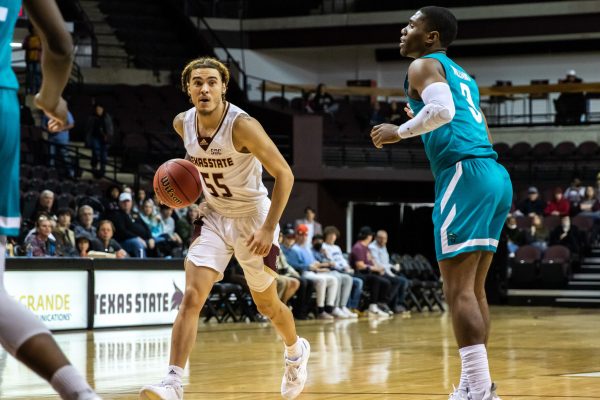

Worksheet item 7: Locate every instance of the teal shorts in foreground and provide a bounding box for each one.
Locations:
[0,88,21,236]
[433,157,512,262]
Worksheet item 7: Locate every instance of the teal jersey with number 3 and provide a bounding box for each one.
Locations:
[404,52,497,178]
[0,0,21,90]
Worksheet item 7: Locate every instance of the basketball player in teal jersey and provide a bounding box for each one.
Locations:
[371,6,511,400]
[0,1,100,398]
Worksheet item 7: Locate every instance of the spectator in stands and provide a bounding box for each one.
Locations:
[544,187,570,217]
[524,214,549,253]
[85,103,114,178]
[311,233,356,318]
[281,225,339,320]
[43,111,75,178]
[102,184,121,218]
[22,24,42,94]
[73,205,97,240]
[579,186,600,218]
[321,225,364,315]
[549,215,580,254]
[554,69,586,125]
[109,192,155,257]
[176,204,200,248]
[505,216,524,257]
[389,100,404,124]
[134,188,147,214]
[90,220,127,258]
[53,208,77,257]
[349,226,392,317]
[24,214,56,257]
[277,231,313,320]
[140,199,162,238]
[29,190,57,223]
[565,178,585,214]
[368,230,411,313]
[306,83,339,123]
[369,102,387,126]
[295,206,322,250]
[517,186,545,217]
[76,234,91,257]
[157,204,183,256]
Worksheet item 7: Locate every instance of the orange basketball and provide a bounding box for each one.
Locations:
[153,159,202,208]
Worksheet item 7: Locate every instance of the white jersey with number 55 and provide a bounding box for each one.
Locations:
[182,102,269,217]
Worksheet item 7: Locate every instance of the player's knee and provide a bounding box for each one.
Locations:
[289,279,300,291]
[255,298,280,320]
[180,287,206,313]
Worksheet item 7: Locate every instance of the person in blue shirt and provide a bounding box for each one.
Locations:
[0,1,99,398]
[371,6,511,400]
[43,110,75,177]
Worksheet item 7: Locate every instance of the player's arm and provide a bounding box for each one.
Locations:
[482,113,493,144]
[23,0,73,130]
[234,115,294,256]
[371,58,455,148]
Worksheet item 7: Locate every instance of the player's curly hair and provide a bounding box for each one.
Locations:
[181,56,230,99]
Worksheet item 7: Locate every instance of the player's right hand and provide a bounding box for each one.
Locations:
[34,95,69,132]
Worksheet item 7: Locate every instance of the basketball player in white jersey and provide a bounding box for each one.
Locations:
[140,57,309,400]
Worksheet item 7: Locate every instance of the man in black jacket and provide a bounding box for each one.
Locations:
[109,192,155,257]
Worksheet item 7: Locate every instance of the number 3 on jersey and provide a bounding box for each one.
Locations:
[459,82,483,124]
[201,172,232,197]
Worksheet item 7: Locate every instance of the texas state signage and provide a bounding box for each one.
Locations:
[4,271,88,330]
[93,270,186,328]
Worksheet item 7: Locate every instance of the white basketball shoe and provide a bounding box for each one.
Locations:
[281,337,310,399]
[481,383,501,400]
[448,385,470,400]
[139,381,183,400]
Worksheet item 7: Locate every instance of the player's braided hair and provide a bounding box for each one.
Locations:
[181,56,230,101]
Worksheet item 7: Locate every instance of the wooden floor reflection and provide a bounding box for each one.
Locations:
[1,307,600,399]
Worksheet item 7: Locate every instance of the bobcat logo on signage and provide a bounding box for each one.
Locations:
[171,282,183,310]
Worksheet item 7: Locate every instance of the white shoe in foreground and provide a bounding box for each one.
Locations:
[139,382,183,400]
[448,385,470,400]
[481,383,501,400]
[281,338,310,399]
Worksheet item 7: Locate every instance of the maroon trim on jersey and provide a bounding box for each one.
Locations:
[196,102,230,151]
[263,245,280,272]
[190,217,204,243]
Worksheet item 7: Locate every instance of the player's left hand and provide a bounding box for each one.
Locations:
[370,123,401,149]
[245,227,273,257]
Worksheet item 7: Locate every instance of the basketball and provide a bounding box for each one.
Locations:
[153,159,202,208]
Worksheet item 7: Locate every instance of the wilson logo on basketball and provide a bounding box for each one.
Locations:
[160,176,183,205]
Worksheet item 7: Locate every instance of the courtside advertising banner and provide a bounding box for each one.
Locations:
[93,270,185,328]
[4,271,88,330]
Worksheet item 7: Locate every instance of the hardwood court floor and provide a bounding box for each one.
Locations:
[1,306,600,399]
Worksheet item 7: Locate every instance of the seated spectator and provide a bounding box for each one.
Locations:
[544,187,570,217]
[517,186,545,217]
[176,204,200,248]
[134,188,147,214]
[389,100,403,124]
[73,205,97,240]
[53,208,77,257]
[524,214,549,254]
[294,206,322,250]
[101,184,121,219]
[369,101,387,126]
[157,204,183,256]
[90,220,127,258]
[24,214,56,257]
[321,225,363,315]
[281,225,339,320]
[29,189,57,223]
[277,232,313,320]
[109,192,155,257]
[140,199,162,238]
[578,186,600,218]
[505,216,525,256]
[549,215,580,255]
[349,226,392,317]
[368,230,411,313]
[76,234,91,257]
[311,233,356,319]
[554,69,585,125]
[305,83,339,124]
[565,178,585,214]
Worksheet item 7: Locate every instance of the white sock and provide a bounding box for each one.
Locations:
[457,357,469,392]
[459,344,491,399]
[285,337,302,360]
[163,365,184,386]
[50,365,96,400]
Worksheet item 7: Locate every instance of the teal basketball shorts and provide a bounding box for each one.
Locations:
[0,88,21,237]
[432,157,512,261]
